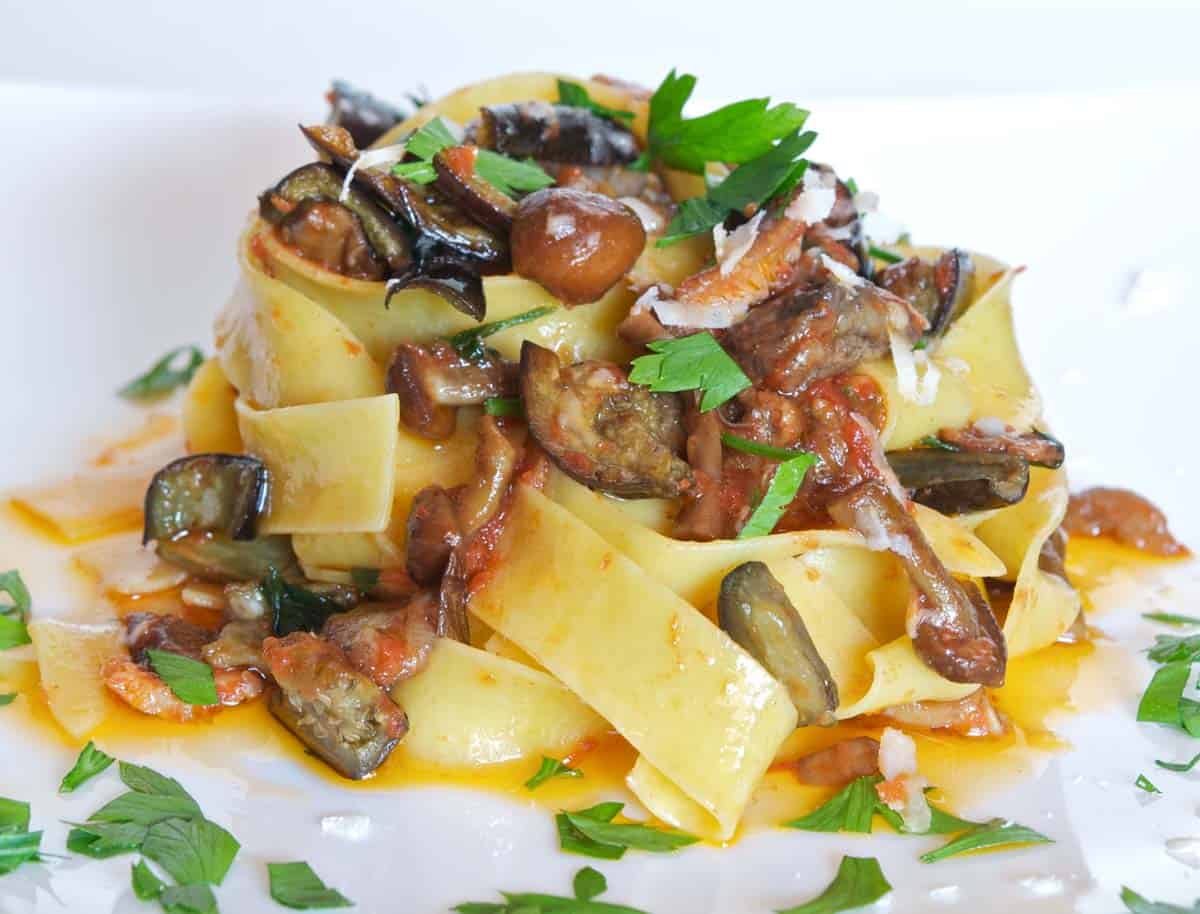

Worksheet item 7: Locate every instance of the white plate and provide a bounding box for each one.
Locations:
[2,83,1200,914]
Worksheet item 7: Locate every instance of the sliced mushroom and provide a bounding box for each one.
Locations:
[876,249,974,336]
[672,404,725,541]
[326,80,405,149]
[144,454,269,544]
[511,188,645,305]
[937,425,1065,469]
[455,416,519,536]
[520,341,691,498]
[259,162,412,274]
[264,632,408,780]
[723,275,927,395]
[885,449,1030,514]
[434,146,517,232]
[124,612,213,665]
[1064,487,1190,557]
[478,102,638,165]
[718,562,838,725]
[789,737,880,786]
[386,341,516,440]
[322,593,438,689]
[405,485,461,585]
[828,481,1006,686]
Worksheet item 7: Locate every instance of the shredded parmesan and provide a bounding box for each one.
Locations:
[785,167,837,224]
[653,295,749,329]
[339,143,408,202]
[877,727,932,834]
[889,329,941,406]
[973,416,1009,436]
[714,210,764,277]
[820,253,864,287]
[620,197,665,233]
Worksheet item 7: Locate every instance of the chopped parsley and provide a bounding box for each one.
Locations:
[721,432,809,461]
[918,435,959,452]
[524,756,581,791]
[447,306,556,361]
[776,856,891,914]
[1135,773,1162,794]
[0,693,14,706]
[453,865,648,914]
[556,79,635,122]
[1121,886,1200,914]
[391,116,553,196]
[572,866,607,902]
[483,397,524,418]
[0,569,32,650]
[119,346,204,399]
[0,796,41,877]
[1144,612,1200,627]
[262,567,344,637]
[556,801,696,859]
[145,650,219,707]
[868,245,904,265]
[131,858,167,900]
[919,818,1052,864]
[60,741,116,793]
[737,453,817,539]
[268,861,353,909]
[628,332,750,411]
[1156,750,1200,773]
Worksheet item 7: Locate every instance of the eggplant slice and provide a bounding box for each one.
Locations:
[434,146,517,233]
[144,454,269,543]
[936,426,1065,469]
[478,102,638,165]
[718,561,838,725]
[886,449,1030,514]
[876,249,974,337]
[326,80,406,149]
[520,341,692,498]
[828,481,1006,686]
[259,162,412,274]
[385,253,487,321]
[156,534,300,584]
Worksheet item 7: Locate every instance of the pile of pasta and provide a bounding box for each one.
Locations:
[175,74,1079,841]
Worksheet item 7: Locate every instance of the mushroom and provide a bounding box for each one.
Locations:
[511,188,646,305]
[264,632,408,780]
[124,612,214,665]
[718,561,838,725]
[672,404,726,541]
[828,481,1007,686]
[1064,487,1190,557]
[788,737,881,786]
[477,102,639,165]
[404,485,461,585]
[258,162,412,275]
[322,593,438,689]
[885,449,1030,514]
[386,341,516,440]
[875,249,974,336]
[520,341,692,498]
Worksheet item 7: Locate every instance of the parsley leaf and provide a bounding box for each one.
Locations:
[448,306,557,361]
[557,80,635,122]
[160,883,218,914]
[119,761,201,805]
[0,693,14,706]
[67,820,149,858]
[1144,613,1200,627]
[262,567,344,637]
[658,130,816,246]
[1137,660,1193,727]
[0,797,30,833]
[868,245,904,265]
[475,150,555,197]
[776,855,891,914]
[0,797,40,876]
[919,818,1052,863]
[628,332,750,411]
[784,776,880,834]
[1121,887,1200,914]
[562,809,697,854]
[404,117,458,162]
[525,756,581,791]
[1148,634,1200,664]
[60,741,116,793]
[88,792,199,828]
[721,433,809,461]
[141,816,239,886]
[119,346,204,399]
[1135,773,1162,794]
[574,867,607,902]
[556,802,626,860]
[1156,751,1200,772]
[131,859,166,900]
[484,397,524,417]
[737,453,816,539]
[642,70,809,174]
[392,161,436,183]
[145,650,218,707]
[0,569,32,649]
[268,861,354,909]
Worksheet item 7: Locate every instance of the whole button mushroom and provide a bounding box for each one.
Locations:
[511,188,646,305]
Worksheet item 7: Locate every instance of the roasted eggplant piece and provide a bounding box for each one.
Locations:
[386,340,516,439]
[144,454,268,544]
[885,449,1029,514]
[405,485,460,585]
[259,162,412,274]
[276,200,386,280]
[876,249,974,337]
[326,80,405,149]
[124,612,213,665]
[828,481,1006,686]
[386,255,486,320]
[393,181,509,271]
[478,102,638,165]
[264,632,408,780]
[455,416,519,536]
[520,342,691,498]
[156,534,300,584]
[724,274,927,395]
[718,561,838,725]
[434,146,517,232]
[937,426,1065,469]
[511,188,645,305]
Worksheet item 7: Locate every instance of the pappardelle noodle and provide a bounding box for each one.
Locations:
[24,71,1190,847]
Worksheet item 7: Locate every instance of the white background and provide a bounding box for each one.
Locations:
[3,3,1200,913]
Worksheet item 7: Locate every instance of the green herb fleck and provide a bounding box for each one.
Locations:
[1148,634,1200,665]
[1137,660,1193,728]
[484,397,524,418]
[919,818,1053,863]
[141,816,239,886]
[525,756,581,791]
[1135,774,1162,794]
[1145,613,1200,627]
[131,858,166,900]
[60,741,116,793]
[475,150,555,197]
[453,865,649,913]
[556,802,627,860]
[268,861,354,909]
[1120,886,1200,914]
[784,776,882,834]
[448,306,556,361]
[67,820,149,858]
[0,569,32,649]
[119,346,204,399]
[160,883,218,914]
[1156,751,1200,773]
[0,693,14,706]
[845,178,859,196]
[573,866,607,902]
[557,80,635,122]
[721,433,809,462]
[737,453,817,539]
[628,332,750,412]
[868,245,904,265]
[0,796,40,876]
[562,807,698,854]
[776,855,891,914]
[404,118,458,162]
[919,435,959,452]
[263,567,344,637]
[145,650,218,707]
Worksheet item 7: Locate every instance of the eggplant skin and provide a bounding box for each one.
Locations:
[264,633,408,780]
[718,562,838,726]
[885,449,1029,515]
[155,534,300,584]
[143,454,269,544]
[480,103,638,165]
[326,80,405,149]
